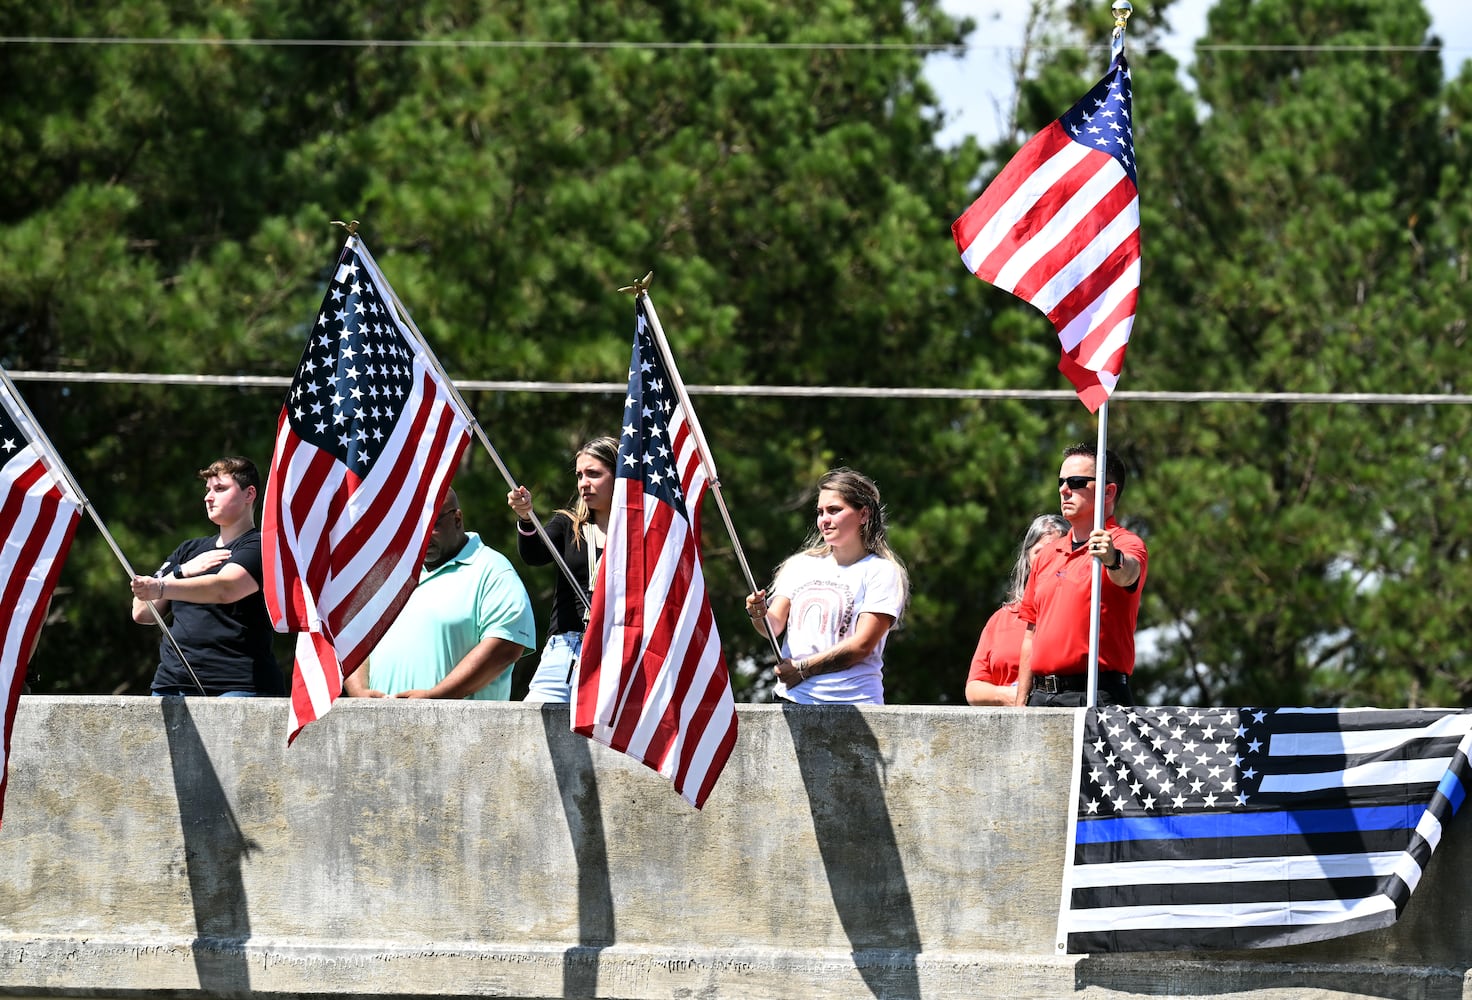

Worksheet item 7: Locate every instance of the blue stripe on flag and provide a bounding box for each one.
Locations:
[1075,804,1423,845]
[1437,768,1466,813]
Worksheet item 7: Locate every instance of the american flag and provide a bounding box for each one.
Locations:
[0,378,82,827]
[1061,706,1472,953]
[573,295,737,809]
[952,52,1139,413]
[262,237,471,741]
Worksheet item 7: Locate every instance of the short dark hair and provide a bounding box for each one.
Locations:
[198,456,261,495]
[1062,444,1126,501]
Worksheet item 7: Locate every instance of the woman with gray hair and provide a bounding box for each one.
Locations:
[965,513,1070,706]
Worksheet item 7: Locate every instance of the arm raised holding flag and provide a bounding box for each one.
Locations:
[953,1,1140,707]
[573,288,738,809]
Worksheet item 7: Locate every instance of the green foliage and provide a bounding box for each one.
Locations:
[4,0,1470,710]
[1108,0,1472,707]
[4,0,1037,703]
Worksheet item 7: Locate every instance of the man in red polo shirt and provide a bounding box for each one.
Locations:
[1014,445,1147,707]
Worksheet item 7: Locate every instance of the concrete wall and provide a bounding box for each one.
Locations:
[0,696,1469,1000]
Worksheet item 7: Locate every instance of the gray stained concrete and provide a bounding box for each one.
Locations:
[1,697,1469,999]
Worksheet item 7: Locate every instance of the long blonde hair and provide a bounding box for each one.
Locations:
[555,436,619,549]
[786,467,910,621]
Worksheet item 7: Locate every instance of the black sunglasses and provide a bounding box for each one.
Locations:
[1058,476,1096,490]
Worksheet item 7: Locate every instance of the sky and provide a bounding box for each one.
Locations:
[927,0,1472,147]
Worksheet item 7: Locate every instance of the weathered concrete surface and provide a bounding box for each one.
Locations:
[0,696,1469,999]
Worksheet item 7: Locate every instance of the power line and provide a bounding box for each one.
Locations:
[0,35,1465,55]
[9,371,1470,406]
[0,36,965,51]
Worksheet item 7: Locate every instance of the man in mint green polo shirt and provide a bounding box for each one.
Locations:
[345,488,535,700]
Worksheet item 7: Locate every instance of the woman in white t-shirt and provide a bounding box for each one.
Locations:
[744,468,909,704]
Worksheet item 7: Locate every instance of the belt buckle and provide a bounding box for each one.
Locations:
[1037,674,1060,694]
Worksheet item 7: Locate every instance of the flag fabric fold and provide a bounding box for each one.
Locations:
[573,295,737,809]
[263,237,472,742]
[0,379,82,827]
[1061,706,1472,952]
[952,51,1139,413]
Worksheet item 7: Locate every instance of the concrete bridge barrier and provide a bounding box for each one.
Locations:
[1,696,1468,999]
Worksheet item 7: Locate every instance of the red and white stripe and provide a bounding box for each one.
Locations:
[953,120,1140,413]
[263,352,470,743]
[574,309,737,810]
[0,402,82,827]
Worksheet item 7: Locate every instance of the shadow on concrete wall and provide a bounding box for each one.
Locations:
[542,708,615,999]
[162,699,258,998]
[784,704,923,1000]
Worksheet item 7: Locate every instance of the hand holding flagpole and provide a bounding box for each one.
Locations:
[1085,405,1110,708]
[1086,0,1131,708]
[953,0,1140,709]
[0,366,204,694]
[574,288,738,807]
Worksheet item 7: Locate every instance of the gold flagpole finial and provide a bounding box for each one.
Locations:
[330,219,361,236]
[617,271,654,295]
[1111,0,1132,31]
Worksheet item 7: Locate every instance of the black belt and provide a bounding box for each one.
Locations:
[1032,671,1128,694]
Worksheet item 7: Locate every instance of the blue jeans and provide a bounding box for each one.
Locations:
[523,632,580,704]
[152,688,257,698]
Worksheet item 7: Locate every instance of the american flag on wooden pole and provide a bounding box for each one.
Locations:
[0,374,82,827]
[952,19,1139,413]
[573,292,737,809]
[1061,706,1472,952]
[263,233,471,742]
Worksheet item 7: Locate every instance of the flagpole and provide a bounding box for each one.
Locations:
[1086,2,1131,709]
[348,233,592,617]
[1086,401,1110,709]
[623,276,784,664]
[0,365,205,693]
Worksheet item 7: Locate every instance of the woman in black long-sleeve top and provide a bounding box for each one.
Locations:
[506,436,617,703]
